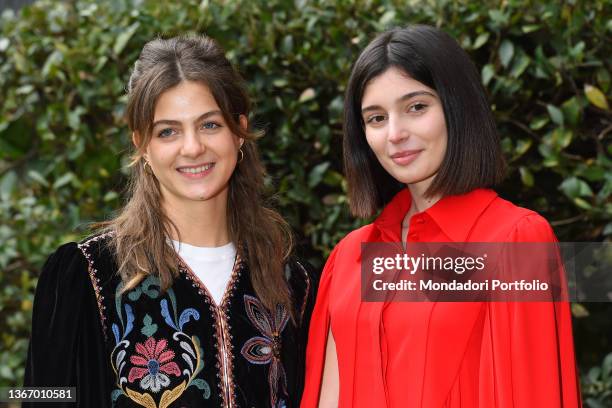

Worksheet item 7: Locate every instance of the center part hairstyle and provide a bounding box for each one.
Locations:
[100,35,294,315]
[343,24,506,218]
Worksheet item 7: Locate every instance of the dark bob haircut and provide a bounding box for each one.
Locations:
[343,24,506,218]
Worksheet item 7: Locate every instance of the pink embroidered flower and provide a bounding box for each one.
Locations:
[128,337,181,393]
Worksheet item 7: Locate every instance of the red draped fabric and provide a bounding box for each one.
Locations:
[301,189,581,408]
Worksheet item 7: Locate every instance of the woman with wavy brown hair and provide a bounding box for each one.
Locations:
[24,35,316,408]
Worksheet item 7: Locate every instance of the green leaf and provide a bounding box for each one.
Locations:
[299,88,315,103]
[561,97,582,126]
[281,35,293,53]
[571,303,590,318]
[488,9,509,27]
[67,137,85,160]
[308,161,330,188]
[515,139,532,156]
[0,37,9,52]
[573,197,592,210]
[0,365,12,379]
[509,52,530,78]
[521,24,540,33]
[588,366,601,383]
[104,191,119,202]
[113,22,140,55]
[0,171,17,200]
[519,166,534,187]
[68,106,85,130]
[596,67,610,92]
[546,104,564,126]
[584,84,609,110]
[559,177,593,199]
[379,10,396,26]
[41,50,63,78]
[472,32,489,49]
[52,172,74,189]
[27,170,49,187]
[529,116,549,130]
[481,64,495,86]
[499,40,514,68]
[551,128,573,149]
[602,352,612,380]
[272,78,288,87]
[569,41,585,60]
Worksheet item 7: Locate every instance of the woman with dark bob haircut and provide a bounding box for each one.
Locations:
[301,25,581,407]
[24,35,317,407]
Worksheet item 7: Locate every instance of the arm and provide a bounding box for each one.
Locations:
[318,328,339,408]
[300,246,339,408]
[23,242,109,407]
[480,214,582,407]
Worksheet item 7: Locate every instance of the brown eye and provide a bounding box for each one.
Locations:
[409,103,428,113]
[366,114,386,124]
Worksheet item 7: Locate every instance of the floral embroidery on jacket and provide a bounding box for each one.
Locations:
[128,337,181,392]
[109,275,211,408]
[240,294,289,408]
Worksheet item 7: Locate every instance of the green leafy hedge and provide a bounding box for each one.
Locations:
[1,0,610,403]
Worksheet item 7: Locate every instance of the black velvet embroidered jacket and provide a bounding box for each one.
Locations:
[24,233,318,408]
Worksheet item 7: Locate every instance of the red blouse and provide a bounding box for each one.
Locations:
[301,188,582,407]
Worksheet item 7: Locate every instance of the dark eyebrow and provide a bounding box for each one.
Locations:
[361,91,436,114]
[152,110,223,128]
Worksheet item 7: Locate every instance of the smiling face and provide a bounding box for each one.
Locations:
[143,80,244,208]
[361,67,448,191]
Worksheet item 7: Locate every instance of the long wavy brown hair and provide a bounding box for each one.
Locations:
[98,35,294,314]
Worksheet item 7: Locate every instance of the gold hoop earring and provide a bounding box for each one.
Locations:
[143,160,151,172]
[238,148,244,163]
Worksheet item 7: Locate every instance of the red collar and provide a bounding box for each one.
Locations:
[373,188,498,242]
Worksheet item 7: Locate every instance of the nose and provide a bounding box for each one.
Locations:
[387,115,409,144]
[180,130,205,158]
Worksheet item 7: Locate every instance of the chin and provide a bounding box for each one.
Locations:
[388,171,422,184]
[190,192,213,201]
[388,170,434,185]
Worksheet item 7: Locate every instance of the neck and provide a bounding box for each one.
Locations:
[162,190,230,247]
[404,177,441,224]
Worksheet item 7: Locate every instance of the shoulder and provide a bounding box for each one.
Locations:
[77,231,114,259]
[509,210,556,242]
[334,223,377,253]
[34,241,94,310]
[483,195,556,242]
[312,223,376,282]
[41,241,88,278]
[37,232,117,291]
[76,231,117,279]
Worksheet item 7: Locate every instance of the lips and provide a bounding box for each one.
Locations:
[390,149,423,166]
[176,163,215,174]
[176,163,215,178]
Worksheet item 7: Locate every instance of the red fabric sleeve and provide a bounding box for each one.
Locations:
[300,245,339,408]
[479,214,582,407]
